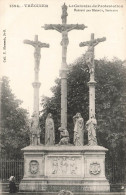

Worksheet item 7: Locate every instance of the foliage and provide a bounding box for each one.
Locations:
[95,58,126,161]
[1,76,30,159]
[40,57,126,162]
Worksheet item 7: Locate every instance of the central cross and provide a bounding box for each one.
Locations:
[42,3,87,129]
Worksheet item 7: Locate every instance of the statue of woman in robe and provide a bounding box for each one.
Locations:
[73,113,84,146]
[86,115,97,146]
[45,113,55,145]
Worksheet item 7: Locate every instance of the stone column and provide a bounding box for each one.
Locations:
[32,35,41,121]
[88,34,96,119]
[88,81,96,119]
[32,82,41,118]
[60,69,67,129]
[60,30,69,129]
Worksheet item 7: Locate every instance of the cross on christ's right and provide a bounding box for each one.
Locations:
[24,35,49,145]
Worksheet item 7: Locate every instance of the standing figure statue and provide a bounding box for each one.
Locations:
[86,115,97,146]
[45,113,55,145]
[73,113,84,146]
[30,112,41,145]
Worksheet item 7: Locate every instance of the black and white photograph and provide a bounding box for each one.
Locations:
[0,0,126,194]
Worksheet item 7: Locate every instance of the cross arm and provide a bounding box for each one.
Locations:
[24,40,36,47]
[79,41,91,47]
[38,42,49,48]
[79,37,106,47]
[66,24,87,32]
[95,37,106,43]
[42,24,62,33]
[24,40,49,48]
[42,24,87,33]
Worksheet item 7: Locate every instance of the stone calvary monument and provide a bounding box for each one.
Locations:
[19,4,110,193]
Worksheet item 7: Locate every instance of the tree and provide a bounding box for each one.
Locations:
[1,76,30,159]
[95,58,126,161]
[40,57,126,162]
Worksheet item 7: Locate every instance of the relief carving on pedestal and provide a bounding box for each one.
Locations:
[50,156,80,176]
[29,160,39,174]
[89,162,101,175]
[70,158,77,175]
[52,158,58,174]
[60,157,68,174]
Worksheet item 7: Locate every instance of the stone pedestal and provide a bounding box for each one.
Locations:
[19,145,110,192]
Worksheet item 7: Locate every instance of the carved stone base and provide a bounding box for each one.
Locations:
[19,179,47,192]
[19,145,110,192]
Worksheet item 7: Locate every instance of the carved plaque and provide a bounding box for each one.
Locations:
[29,160,39,174]
[46,156,82,177]
[89,162,101,175]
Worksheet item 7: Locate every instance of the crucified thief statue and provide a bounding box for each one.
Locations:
[80,34,106,75]
[80,33,106,145]
[24,35,49,145]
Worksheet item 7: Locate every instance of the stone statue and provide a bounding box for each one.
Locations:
[86,115,97,146]
[79,36,106,74]
[24,35,49,72]
[58,127,69,145]
[61,3,68,24]
[73,113,84,146]
[45,113,55,145]
[30,112,41,145]
[84,49,94,73]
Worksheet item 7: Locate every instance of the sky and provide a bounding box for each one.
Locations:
[0,0,126,115]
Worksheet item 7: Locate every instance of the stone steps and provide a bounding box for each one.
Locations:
[1,183,19,192]
[1,183,125,195]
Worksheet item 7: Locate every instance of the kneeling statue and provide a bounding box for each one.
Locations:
[58,127,69,145]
